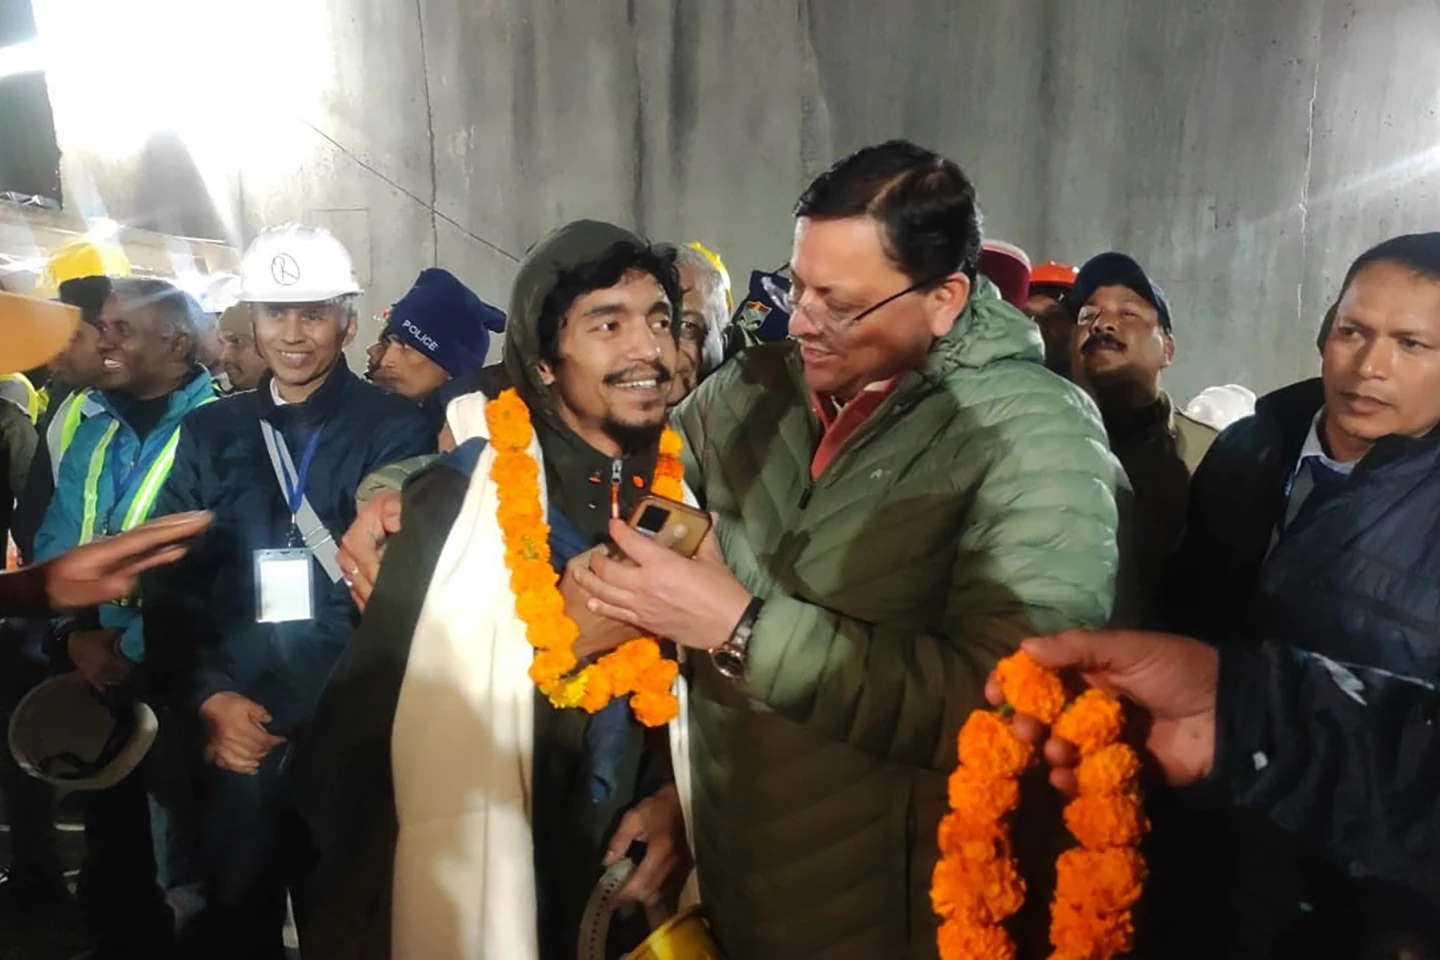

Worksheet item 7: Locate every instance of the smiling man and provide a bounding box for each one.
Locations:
[139,224,433,959]
[666,242,731,406]
[297,221,690,960]
[571,141,1124,959]
[1070,252,1215,585]
[216,304,269,392]
[1162,233,1440,958]
[32,277,217,958]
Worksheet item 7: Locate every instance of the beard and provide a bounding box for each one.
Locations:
[602,416,664,456]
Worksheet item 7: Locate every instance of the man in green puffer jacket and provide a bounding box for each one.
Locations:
[575,140,1123,959]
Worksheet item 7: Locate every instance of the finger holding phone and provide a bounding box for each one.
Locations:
[570,496,754,652]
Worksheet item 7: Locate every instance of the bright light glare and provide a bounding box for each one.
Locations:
[0,41,42,80]
[85,217,120,240]
[30,0,333,209]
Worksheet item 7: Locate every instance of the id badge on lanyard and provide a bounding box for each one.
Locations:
[256,422,325,623]
[255,548,314,623]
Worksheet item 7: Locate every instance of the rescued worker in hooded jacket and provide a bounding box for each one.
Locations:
[296,222,691,960]
[1155,232,1440,960]
[140,224,432,960]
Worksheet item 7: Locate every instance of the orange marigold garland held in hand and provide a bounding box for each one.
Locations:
[933,653,1148,960]
[487,388,681,727]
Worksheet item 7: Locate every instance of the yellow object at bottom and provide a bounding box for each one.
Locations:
[625,906,725,960]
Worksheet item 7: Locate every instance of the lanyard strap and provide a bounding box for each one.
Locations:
[269,423,325,515]
[259,421,344,584]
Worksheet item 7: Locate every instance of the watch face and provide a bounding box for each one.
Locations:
[712,648,744,679]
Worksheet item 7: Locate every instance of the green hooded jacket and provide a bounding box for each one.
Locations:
[671,278,1123,959]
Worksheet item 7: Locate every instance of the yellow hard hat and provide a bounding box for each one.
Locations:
[0,291,80,376]
[686,242,733,312]
[38,238,132,298]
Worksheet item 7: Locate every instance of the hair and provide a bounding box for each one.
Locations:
[110,277,201,363]
[57,276,113,327]
[670,244,731,373]
[536,241,683,367]
[1317,232,1440,351]
[794,139,983,285]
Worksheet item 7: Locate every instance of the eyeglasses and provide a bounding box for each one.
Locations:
[762,264,941,335]
[1076,303,1169,334]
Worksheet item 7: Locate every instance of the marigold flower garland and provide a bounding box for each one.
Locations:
[486,388,682,727]
[933,652,1148,960]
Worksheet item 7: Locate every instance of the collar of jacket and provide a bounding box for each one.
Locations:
[1253,376,1440,481]
[94,365,215,423]
[257,356,354,427]
[1102,390,1175,446]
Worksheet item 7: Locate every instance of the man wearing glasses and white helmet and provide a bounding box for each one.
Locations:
[140,224,432,958]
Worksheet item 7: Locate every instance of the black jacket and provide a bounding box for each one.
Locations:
[0,402,36,548]
[143,362,433,734]
[12,380,72,564]
[1164,377,1440,956]
[1214,642,1440,899]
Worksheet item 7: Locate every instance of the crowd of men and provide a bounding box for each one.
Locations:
[0,137,1437,960]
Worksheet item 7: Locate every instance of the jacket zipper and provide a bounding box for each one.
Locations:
[609,459,623,519]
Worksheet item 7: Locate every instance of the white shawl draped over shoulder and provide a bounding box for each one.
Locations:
[388,392,695,960]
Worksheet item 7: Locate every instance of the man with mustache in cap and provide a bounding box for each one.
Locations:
[1070,252,1216,595]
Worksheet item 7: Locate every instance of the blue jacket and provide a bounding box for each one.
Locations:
[34,368,217,660]
[1166,376,1440,956]
[142,361,434,735]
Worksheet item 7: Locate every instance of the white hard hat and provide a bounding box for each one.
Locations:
[1185,384,1258,432]
[9,674,158,791]
[195,272,242,315]
[238,224,362,304]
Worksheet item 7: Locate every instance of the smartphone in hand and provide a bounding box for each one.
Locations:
[626,495,712,558]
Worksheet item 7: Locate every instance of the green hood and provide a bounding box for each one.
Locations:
[501,219,646,421]
[936,274,1046,371]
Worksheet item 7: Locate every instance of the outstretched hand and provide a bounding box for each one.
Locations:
[44,511,212,611]
[987,630,1220,793]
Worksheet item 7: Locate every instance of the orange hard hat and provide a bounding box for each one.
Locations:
[0,291,80,376]
[1030,261,1078,289]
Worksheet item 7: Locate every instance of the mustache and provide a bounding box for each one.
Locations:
[603,362,673,386]
[1082,331,1125,353]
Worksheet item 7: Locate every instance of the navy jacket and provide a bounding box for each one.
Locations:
[1165,377,1440,956]
[1173,377,1440,671]
[143,361,433,735]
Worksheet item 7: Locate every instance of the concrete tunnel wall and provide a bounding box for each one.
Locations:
[35,0,1440,403]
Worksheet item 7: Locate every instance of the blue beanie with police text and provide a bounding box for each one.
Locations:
[384,268,506,377]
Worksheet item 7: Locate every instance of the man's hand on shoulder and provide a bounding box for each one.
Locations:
[339,488,402,611]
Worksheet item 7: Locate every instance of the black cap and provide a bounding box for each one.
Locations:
[57,276,112,330]
[1071,252,1172,332]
